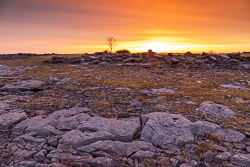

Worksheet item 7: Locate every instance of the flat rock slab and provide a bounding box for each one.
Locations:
[12,116,62,137]
[1,80,46,92]
[140,112,195,147]
[0,112,27,130]
[140,112,245,148]
[60,115,140,147]
[76,140,155,158]
[220,84,250,91]
[13,107,140,148]
[141,88,175,94]
[196,101,236,118]
[230,154,250,166]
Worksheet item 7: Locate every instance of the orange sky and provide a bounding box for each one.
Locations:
[0,0,250,53]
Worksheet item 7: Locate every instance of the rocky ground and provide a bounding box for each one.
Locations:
[0,51,250,167]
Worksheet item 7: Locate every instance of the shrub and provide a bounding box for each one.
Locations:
[116,49,131,54]
[103,50,109,54]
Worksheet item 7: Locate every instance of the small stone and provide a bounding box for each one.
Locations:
[174,101,182,105]
[166,144,181,153]
[214,152,232,163]
[184,101,197,105]
[175,155,185,162]
[233,143,246,149]
[204,150,214,163]
[204,162,211,167]
[190,160,198,166]
[170,157,179,166]
[25,150,37,159]
[180,163,192,167]
[246,146,250,153]
[214,145,227,152]
[48,138,58,147]
[33,151,45,159]
[154,104,167,109]
[19,137,26,147]
[17,144,24,149]
[43,145,56,151]
[185,144,198,148]
[18,161,37,167]
[165,150,175,155]
[25,143,33,150]
[57,143,77,154]
[36,140,47,151]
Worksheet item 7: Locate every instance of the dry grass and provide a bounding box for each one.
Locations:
[196,142,215,153]
[2,55,250,128]
[241,53,250,57]
[142,157,155,167]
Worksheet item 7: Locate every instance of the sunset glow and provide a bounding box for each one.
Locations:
[0,0,250,54]
[142,42,169,52]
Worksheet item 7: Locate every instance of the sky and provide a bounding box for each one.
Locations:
[0,0,250,54]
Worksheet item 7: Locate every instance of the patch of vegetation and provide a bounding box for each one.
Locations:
[116,49,131,54]
[1,54,250,130]
[157,157,168,167]
[142,157,155,167]
[196,142,215,153]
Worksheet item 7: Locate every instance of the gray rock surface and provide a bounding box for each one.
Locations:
[0,112,27,130]
[140,112,194,147]
[204,150,214,163]
[230,154,250,166]
[196,101,236,118]
[1,80,46,92]
[77,115,140,142]
[12,116,62,137]
[77,140,127,156]
[131,150,155,159]
[0,104,248,166]
[214,152,232,163]
[140,112,245,148]
[126,141,155,157]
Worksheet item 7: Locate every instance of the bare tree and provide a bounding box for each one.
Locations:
[105,36,117,53]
